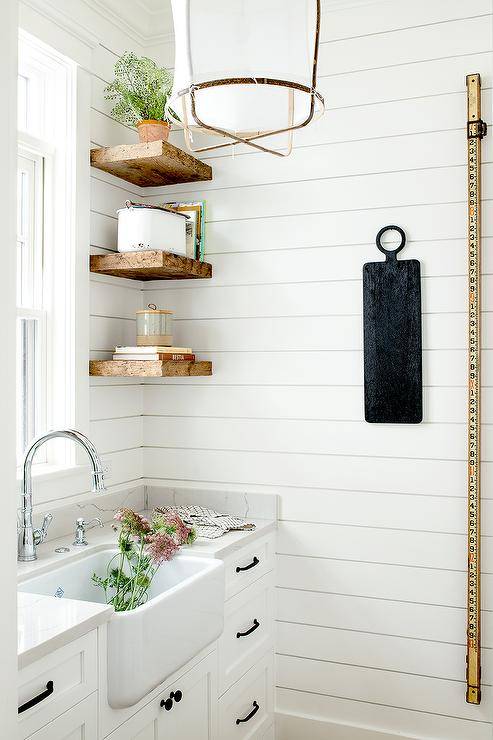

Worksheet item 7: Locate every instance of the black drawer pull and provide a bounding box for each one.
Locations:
[18,681,54,714]
[236,701,259,725]
[236,556,259,573]
[237,619,260,638]
[160,697,173,711]
[170,690,182,702]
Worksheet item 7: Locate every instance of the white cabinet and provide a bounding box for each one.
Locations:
[218,652,274,740]
[225,535,275,601]
[217,533,276,737]
[18,632,98,739]
[26,693,98,740]
[218,572,275,695]
[106,651,217,740]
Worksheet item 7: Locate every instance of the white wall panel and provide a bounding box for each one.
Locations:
[91,2,493,738]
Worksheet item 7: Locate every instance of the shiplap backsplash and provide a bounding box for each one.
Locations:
[137,1,493,738]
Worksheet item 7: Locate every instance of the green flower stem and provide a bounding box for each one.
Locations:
[128,536,145,611]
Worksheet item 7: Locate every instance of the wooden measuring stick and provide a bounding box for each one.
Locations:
[465,72,487,706]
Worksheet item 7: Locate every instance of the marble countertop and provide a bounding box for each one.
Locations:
[17,514,276,668]
[18,592,112,670]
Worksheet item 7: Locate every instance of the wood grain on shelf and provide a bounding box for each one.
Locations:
[89,360,213,377]
[90,140,212,187]
[90,251,212,281]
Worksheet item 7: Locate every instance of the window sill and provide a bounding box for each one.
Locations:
[16,462,85,484]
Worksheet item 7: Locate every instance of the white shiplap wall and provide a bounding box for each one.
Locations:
[19,1,146,502]
[141,1,493,738]
[88,40,145,492]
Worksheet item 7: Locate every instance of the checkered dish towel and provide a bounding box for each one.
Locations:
[156,505,256,539]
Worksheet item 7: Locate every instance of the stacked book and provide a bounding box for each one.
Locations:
[113,346,195,361]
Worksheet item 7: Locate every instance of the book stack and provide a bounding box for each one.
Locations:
[113,346,195,362]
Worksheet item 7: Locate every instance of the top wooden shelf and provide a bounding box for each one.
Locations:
[90,140,212,187]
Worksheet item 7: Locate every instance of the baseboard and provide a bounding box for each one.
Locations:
[275,713,418,740]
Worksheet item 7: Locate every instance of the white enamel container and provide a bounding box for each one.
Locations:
[117,205,187,255]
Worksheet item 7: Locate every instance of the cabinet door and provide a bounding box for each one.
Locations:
[159,651,217,740]
[105,698,161,740]
[106,651,217,740]
[26,693,97,740]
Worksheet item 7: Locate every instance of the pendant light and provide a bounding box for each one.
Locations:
[167,0,325,157]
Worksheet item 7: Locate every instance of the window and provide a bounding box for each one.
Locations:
[16,149,46,460]
[17,32,76,468]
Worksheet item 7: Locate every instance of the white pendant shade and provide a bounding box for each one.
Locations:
[168,0,324,156]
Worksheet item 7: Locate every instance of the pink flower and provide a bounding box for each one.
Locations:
[114,508,151,536]
[152,510,196,546]
[146,532,179,565]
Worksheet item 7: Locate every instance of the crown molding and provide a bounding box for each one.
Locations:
[22,0,390,54]
[80,0,174,47]
[20,0,100,48]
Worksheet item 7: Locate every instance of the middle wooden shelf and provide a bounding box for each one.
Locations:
[90,250,212,281]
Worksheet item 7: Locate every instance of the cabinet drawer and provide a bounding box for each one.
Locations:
[225,535,275,601]
[219,572,275,695]
[18,631,97,739]
[26,693,98,740]
[218,652,274,740]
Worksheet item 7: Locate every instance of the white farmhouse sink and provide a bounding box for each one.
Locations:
[19,547,225,708]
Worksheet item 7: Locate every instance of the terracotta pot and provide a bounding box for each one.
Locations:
[136,120,171,143]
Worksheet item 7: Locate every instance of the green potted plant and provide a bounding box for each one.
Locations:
[105,51,174,144]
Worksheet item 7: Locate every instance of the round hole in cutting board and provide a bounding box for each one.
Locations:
[378,228,402,250]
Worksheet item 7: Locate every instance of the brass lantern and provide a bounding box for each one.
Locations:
[167,0,324,157]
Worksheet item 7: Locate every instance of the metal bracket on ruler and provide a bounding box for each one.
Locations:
[468,120,488,139]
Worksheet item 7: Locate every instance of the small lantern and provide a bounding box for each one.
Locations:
[167,0,324,157]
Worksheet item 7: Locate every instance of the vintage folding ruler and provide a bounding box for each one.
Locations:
[466,73,487,706]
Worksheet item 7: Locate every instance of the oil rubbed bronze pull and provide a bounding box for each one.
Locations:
[236,701,259,725]
[236,619,260,638]
[18,681,54,714]
[236,556,259,573]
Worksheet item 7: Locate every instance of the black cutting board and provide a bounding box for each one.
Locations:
[363,225,422,424]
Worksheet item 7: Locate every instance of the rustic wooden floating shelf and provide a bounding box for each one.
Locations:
[89,360,212,377]
[90,140,212,187]
[90,251,212,281]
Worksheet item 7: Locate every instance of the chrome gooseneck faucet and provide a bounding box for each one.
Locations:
[18,429,106,562]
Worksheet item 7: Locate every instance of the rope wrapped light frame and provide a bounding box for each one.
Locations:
[166,0,325,157]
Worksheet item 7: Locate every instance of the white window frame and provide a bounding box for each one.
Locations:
[16,28,92,496]
[16,147,47,462]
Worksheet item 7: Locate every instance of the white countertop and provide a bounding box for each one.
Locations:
[17,515,276,668]
[18,592,112,670]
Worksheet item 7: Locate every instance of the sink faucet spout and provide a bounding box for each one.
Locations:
[18,429,106,562]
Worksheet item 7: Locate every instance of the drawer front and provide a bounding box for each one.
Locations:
[219,573,275,695]
[225,535,275,601]
[26,692,98,740]
[218,652,274,740]
[19,631,98,739]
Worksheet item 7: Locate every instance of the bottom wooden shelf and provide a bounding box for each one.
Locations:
[89,360,212,377]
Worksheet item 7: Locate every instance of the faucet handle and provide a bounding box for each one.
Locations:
[73,517,103,547]
[82,517,104,530]
[34,513,53,546]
